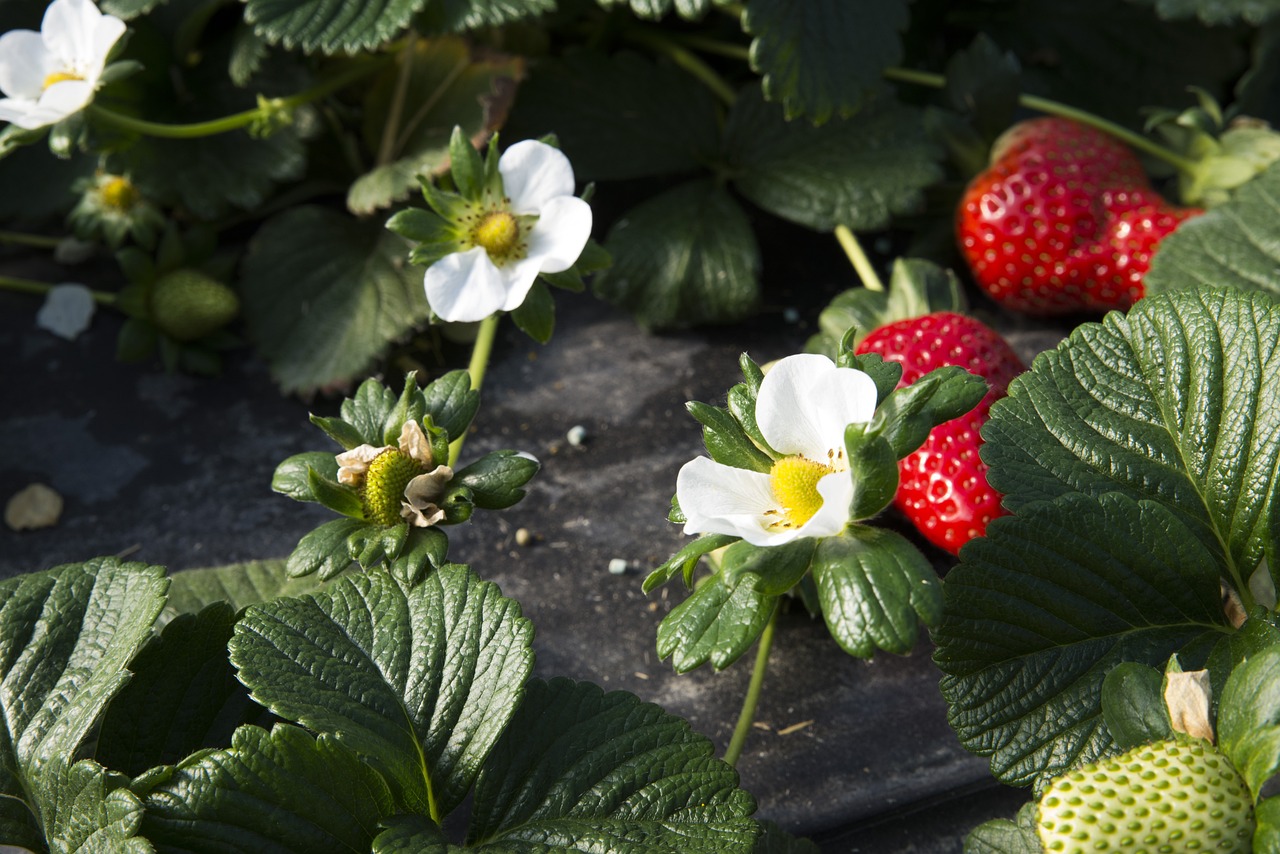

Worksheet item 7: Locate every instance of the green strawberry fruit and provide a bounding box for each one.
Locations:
[150,269,239,342]
[1037,738,1254,853]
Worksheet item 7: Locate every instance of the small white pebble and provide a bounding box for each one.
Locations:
[783,307,800,324]
[36,283,95,340]
[607,558,628,575]
[567,425,587,447]
[515,528,533,547]
[5,483,64,530]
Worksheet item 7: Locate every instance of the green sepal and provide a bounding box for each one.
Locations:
[286,518,364,579]
[116,317,157,363]
[448,125,485,200]
[1218,645,1280,797]
[687,401,773,473]
[1257,797,1280,852]
[726,354,776,458]
[846,350,903,406]
[1206,612,1280,694]
[964,801,1042,854]
[309,414,366,450]
[307,467,365,519]
[347,522,410,568]
[720,538,816,596]
[422,370,480,445]
[510,280,555,343]
[454,450,539,510]
[811,525,941,658]
[384,372,429,446]
[656,571,777,673]
[482,134,503,197]
[422,415,451,466]
[668,494,686,525]
[0,123,44,161]
[385,207,454,246]
[116,247,155,287]
[644,534,737,594]
[387,528,450,587]
[842,423,899,521]
[1100,662,1172,750]
[417,174,470,222]
[272,452,340,502]
[870,366,987,460]
[441,485,475,525]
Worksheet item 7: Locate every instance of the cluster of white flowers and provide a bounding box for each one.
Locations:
[677,354,878,547]
[0,0,124,130]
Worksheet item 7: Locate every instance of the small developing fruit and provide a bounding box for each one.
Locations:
[856,312,1023,555]
[149,269,239,342]
[1037,738,1254,853]
[957,117,1201,315]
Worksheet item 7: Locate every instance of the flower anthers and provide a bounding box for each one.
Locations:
[0,0,126,130]
[676,354,878,547]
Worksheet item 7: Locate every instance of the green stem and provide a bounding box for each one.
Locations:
[667,32,752,62]
[834,225,884,292]
[377,34,417,167]
[448,314,500,467]
[88,57,387,139]
[0,274,116,305]
[882,66,1200,175]
[0,230,63,250]
[625,29,736,106]
[723,605,778,768]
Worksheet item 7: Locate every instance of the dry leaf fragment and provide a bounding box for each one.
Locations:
[5,483,64,530]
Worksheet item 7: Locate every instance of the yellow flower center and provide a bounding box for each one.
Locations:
[43,70,83,89]
[363,449,426,526]
[98,176,138,211]
[472,211,520,260]
[768,455,835,530]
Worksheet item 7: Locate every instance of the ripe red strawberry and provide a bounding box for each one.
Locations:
[957,117,1201,315]
[856,312,1024,555]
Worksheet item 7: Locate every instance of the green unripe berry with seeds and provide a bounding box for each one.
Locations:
[150,269,239,342]
[1037,738,1254,853]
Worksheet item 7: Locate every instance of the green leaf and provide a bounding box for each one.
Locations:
[244,0,426,53]
[373,815,458,852]
[1100,662,1172,750]
[1219,645,1280,795]
[454,450,539,509]
[415,372,474,444]
[644,534,738,593]
[593,0,723,20]
[307,467,365,518]
[503,49,721,182]
[0,558,166,846]
[688,400,774,473]
[509,279,555,343]
[1147,162,1280,300]
[467,678,759,852]
[743,0,908,123]
[39,760,150,854]
[720,538,816,595]
[349,39,523,214]
[1123,0,1280,24]
[593,179,761,329]
[726,89,943,230]
[229,565,534,815]
[871,366,988,460]
[657,571,777,673]
[753,820,821,853]
[944,34,1023,142]
[285,517,364,579]
[271,451,340,501]
[0,144,93,224]
[164,559,324,621]
[934,493,1232,788]
[338,375,402,446]
[415,0,556,33]
[964,802,1043,854]
[98,0,162,17]
[137,724,394,850]
[97,604,271,778]
[983,288,1280,592]
[811,525,940,658]
[386,527,450,587]
[1258,796,1280,851]
[240,206,431,394]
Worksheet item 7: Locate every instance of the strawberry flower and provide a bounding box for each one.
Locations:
[422,140,592,323]
[336,420,454,528]
[677,354,878,547]
[0,0,126,130]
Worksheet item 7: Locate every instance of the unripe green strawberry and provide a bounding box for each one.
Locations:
[1037,738,1254,853]
[150,269,239,342]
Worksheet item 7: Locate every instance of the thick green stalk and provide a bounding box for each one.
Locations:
[448,313,500,466]
[834,225,885,292]
[0,230,62,250]
[723,605,778,767]
[882,66,1200,174]
[0,274,116,305]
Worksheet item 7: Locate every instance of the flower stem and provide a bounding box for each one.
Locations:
[834,225,885,293]
[0,274,116,305]
[625,28,737,107]
[668,32,752,62]
[723,605,778,768]
[881,66,1200,174]
[377,34,417,167]
[0,230,62,250]
[448,313,501,466]
[88,58,388,139]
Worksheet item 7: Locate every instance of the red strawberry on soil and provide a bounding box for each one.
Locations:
[856,311,1024,556]
[957,117,1201,315]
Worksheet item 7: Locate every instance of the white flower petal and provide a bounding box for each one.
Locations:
[425,246,509,323]
[499,140,576,214]
[335,444,385,485]
[676,456,784,545]
[397,420,434,466]
[88,13,126,79]
[0,31,52,99]
[42,0,101,68]
[495,253,542,313]
[0,98,49,129]
[525,195,591,275]
[798,471,853,539]
[37,77,93,116]
[757,354,877,459]
[402,465,453,527]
